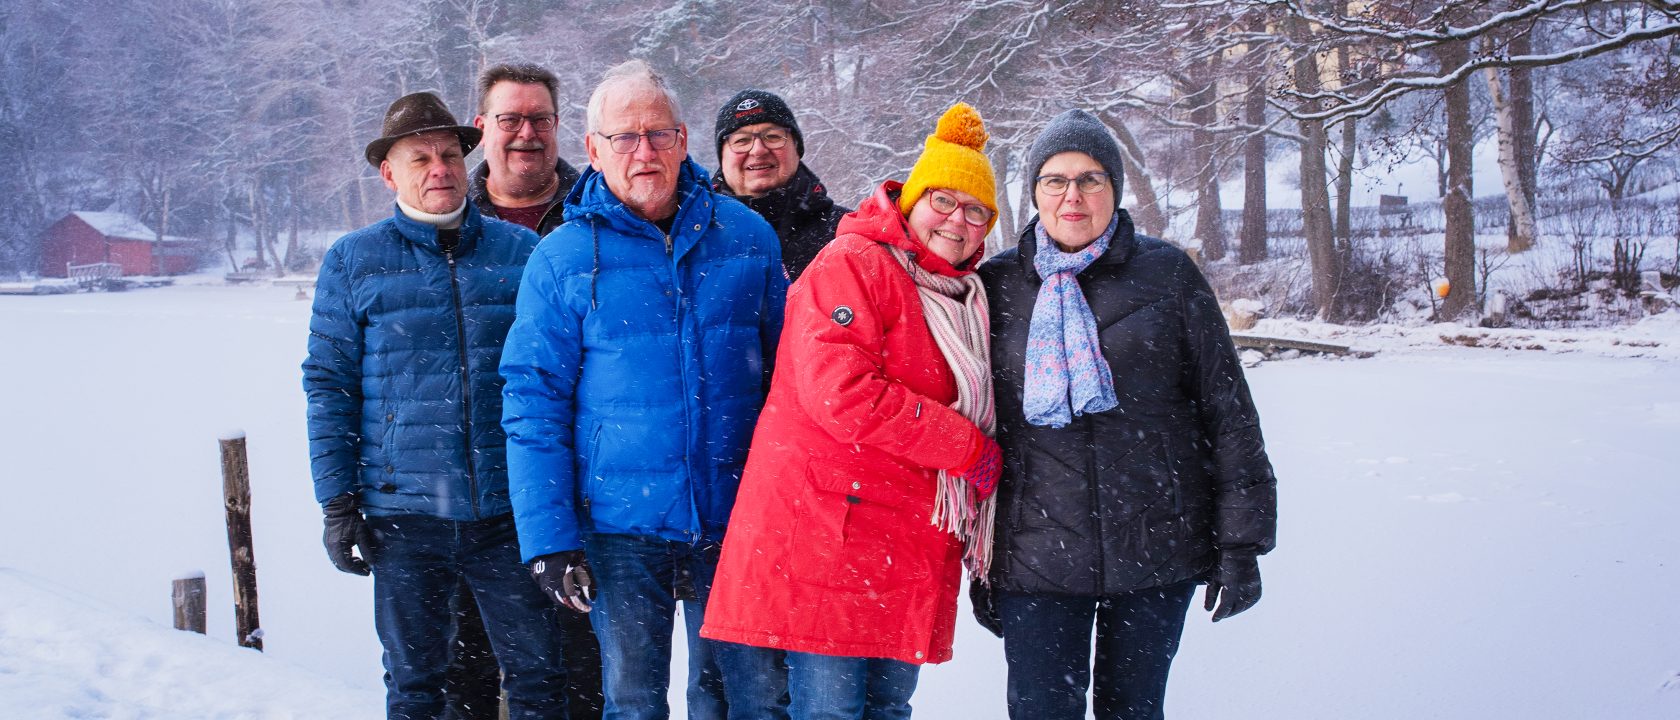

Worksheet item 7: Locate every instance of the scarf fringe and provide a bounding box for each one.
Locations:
[882,243,997,581]
[932,470,996,580]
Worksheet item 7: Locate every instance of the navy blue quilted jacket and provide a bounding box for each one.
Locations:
[500,158,788,561]
[304,202,538,519]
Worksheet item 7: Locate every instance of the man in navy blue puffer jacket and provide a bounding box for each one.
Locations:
[304,92,569,720]
[500,61,789,720]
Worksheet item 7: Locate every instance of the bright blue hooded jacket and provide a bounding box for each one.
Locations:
[500,158,788,562]
[304,201,538,519]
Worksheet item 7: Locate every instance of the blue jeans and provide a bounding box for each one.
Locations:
[443,584,604,720]
[584,533,788,720]
[367,513,569,720]
[442,580,500,720]
[784,652,918,720]
[997,583,1196,720]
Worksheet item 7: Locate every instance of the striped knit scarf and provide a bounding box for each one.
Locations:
[882,244,997,580]
[1023,215,1119,428]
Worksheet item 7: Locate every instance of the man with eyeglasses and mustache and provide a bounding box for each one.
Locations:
[454,63,604,720]
[500,59,791,720]
[469,64,584,237]
[711,89,850,281]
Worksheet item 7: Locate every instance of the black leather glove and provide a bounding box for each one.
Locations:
[969,580,1004,638]
[321,493,373,576]
[532,550,595,613]
[1203,550,1262,622]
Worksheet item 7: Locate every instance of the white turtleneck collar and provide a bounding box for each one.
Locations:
[397,198,466,229]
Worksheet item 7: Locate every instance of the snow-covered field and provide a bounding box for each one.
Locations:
[2,280,1677,719]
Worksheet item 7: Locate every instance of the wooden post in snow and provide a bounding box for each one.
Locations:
[172,571,207,634]
[220,433,263,651]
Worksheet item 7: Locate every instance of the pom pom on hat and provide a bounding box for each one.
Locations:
[934,103,989,152]
[898,102,998,229]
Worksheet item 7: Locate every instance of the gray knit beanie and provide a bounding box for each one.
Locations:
[1024,109,1125,209]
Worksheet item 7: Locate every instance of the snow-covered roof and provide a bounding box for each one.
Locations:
[69,211,159,242]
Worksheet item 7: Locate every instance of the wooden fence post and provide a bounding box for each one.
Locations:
[220,433,263,651]
[172,571,207,634]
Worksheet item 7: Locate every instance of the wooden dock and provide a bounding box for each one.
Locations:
[1231,334,1368,357]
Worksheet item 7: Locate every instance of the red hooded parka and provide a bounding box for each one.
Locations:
[699,182,989,665]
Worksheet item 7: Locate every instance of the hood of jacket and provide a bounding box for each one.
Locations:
[564,156,719,258]
[837,180,981,278]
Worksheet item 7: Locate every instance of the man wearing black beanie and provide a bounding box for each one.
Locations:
[712,89,850,280]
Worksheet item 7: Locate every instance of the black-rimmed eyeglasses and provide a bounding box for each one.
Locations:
[1036,172,1112,196]
[596,128,683,154]
[493,113,558,133]
[724,129,791,153]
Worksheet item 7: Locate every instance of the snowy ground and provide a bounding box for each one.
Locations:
[2,280,1677,719]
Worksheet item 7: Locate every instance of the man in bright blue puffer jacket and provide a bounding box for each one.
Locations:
[500,60,789,720]
[303,92,569,720]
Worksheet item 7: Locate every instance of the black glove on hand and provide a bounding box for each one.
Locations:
[1204,550,1262,622]
[532,550,594,613]
[321,493,373,576]
[969,580,1004,638]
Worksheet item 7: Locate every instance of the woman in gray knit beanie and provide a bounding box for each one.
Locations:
[975,109,1278,720]
[1023,109,1127,214]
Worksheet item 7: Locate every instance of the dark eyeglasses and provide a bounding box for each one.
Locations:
[926,189,994,227]
[493,113,558,133]
[1036,172,1112,196]
[596,128,683,154]
[725,129,791,153]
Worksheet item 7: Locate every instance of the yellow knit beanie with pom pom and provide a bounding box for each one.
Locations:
[898,102,998,233]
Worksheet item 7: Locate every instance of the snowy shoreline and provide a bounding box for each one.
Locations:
[2,283,1677,719]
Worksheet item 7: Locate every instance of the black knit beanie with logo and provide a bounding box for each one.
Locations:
[714,89,805,161]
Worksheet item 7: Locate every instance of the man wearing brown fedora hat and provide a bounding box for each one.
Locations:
[305,91,572,720]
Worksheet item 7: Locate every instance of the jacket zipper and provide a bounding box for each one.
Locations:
[1085,414,1104,591]
[445,250,481,519]
[666,230,701,541]
[1168,442,1184,515]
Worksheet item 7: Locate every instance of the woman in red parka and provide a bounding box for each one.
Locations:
[701,103,1003,720]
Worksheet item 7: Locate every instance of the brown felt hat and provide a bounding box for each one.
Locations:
[363,92,482,167]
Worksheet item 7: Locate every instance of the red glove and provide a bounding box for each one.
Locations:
[952,435,1002,501]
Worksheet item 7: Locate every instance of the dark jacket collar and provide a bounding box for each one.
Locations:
[1014,209,1139,274]
[468,157,581,221]
[712,163,835,230]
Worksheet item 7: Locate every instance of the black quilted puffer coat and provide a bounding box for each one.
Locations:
[978,211,1277,597]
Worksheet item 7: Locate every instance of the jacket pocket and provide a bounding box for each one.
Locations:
[367,397,397,491]
[803,454,926,511]
[580,421,604,510]
[789,463,932,590]
[1008,451,1028,531]
[1163,432,1216,540]
[1167,443,1184,515]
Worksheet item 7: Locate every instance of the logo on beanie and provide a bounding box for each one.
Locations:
[734,97,764,120]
